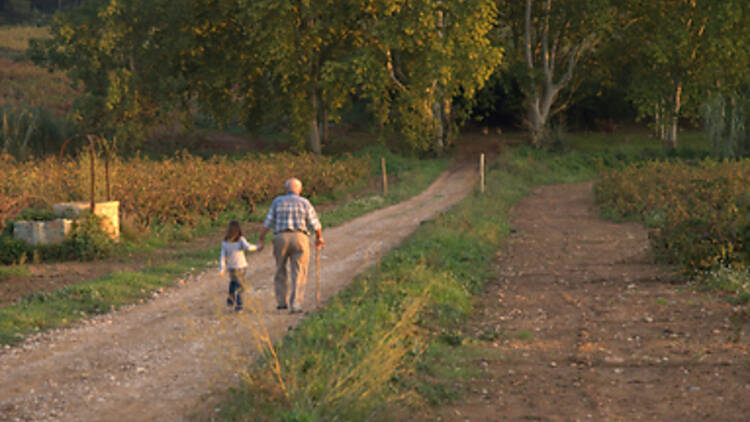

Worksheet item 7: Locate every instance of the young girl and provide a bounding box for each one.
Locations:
[219,220,258,312]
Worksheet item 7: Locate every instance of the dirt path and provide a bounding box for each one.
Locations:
[425,181,750,422]
[0,165,477,422]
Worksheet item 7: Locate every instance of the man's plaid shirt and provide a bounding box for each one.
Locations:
[263,193,322,235]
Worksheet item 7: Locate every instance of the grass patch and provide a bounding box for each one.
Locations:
[697,266,750,305]
[568,130,711,158]
[515,330,534,341]
[0,264,30,280]
[216,146,603,420]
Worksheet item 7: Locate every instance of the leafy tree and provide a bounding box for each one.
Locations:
[30,0,191,145]
[497,0,615,147]
[186,0,357,155]
[622,0,750,150]
[193,0,502,154]
[31,0,501,154]
[342,0,503,152]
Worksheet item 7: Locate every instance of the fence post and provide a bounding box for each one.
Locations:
[480,153,485,194]
[87,135,96,212]
[381,157,388,197]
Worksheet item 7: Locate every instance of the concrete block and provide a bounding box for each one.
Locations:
[53,201,120,240]
[13,219,73,246]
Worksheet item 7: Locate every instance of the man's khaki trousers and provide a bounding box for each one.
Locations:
[273,231,310,310]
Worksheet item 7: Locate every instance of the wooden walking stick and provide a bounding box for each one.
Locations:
[315,247,321,307]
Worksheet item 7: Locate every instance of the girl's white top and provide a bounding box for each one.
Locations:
[219,236,258,272]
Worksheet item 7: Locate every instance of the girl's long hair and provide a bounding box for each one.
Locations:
[225,220,242,242]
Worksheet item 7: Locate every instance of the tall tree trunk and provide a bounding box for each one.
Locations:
[522,0,576,148]
[432,9,446,152]
[308,91,322,155]
[527,89,556,148]
[527,98,545,148]
[319,108,328,146]
[443,98,452,147]
[432,99,445,151]
[665,119,677,150]
[664,81,682,151]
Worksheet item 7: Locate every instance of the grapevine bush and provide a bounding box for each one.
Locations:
[0,151,370,233]
[596,159,750,271]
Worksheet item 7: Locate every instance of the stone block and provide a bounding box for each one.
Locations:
[13,219,73,246]
[53,201,120,240]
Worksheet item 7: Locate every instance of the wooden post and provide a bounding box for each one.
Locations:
[381,157,388,197]
[100,136,111,202]
[480,153,485,194]
[315,248,321,307]
[87,135,96,212]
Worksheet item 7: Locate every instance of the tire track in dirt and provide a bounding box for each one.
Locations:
[0,165,477,422]
[426,181,750,422]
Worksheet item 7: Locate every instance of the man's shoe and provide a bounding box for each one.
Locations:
[276,304,288,310]
[289,308,303,314]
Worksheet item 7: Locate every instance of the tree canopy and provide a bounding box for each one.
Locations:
[31,0,502,153]
[23,0,750,153]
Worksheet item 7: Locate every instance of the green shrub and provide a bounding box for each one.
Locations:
[596,159,750,271]
[17,207,56,221]
[64,212,114,260]
[0,235,30,264]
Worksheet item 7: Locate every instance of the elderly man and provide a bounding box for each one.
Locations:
[258,178,324,314]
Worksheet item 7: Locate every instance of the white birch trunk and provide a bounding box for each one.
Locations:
[523,0,578,148]
[664,81,682,150]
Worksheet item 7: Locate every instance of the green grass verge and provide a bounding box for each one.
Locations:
[0,265,30,281]
[0,149,445,346]
[567,130,711,158]
[0,248,214,345]
[216,147,599,421]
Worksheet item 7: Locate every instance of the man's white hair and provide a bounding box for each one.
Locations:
[285,177,302,192]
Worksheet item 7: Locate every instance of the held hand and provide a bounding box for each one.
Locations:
[219,269,225,277]
[315,237,325,250]
[257,239,264,252]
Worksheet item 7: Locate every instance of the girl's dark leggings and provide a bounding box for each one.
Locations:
[227,268,246,310]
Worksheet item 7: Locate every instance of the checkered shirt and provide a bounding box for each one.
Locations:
[263,193,322,235]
